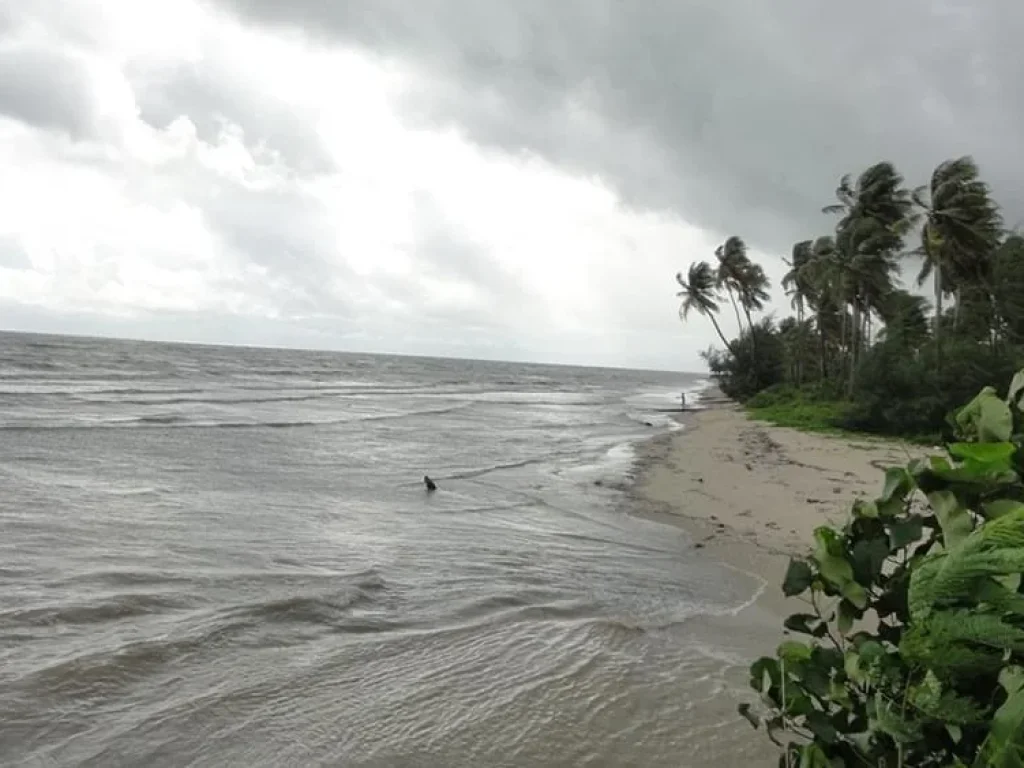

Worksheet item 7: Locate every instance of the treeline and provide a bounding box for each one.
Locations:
[677,157,1024,438]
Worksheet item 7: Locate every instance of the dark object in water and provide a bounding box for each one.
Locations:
[424,475,437,492]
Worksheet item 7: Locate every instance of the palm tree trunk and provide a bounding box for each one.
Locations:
[796,306,804,387]
[847,303,860,398]
[818,311,827,381]
[839,307,848,383]
[725,285,744,334]
[934,272,944,371]
[707,313,737,358]
[742,305,761,374]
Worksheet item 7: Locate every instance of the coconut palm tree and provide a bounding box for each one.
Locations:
[821,162,915,393]
[782,240,815,325]
[713,236,750,333]
[912,156,1003,360]
[736,260,772,333]
[824,162,917,244]
[877,289,930,349]
[676,262,735,355]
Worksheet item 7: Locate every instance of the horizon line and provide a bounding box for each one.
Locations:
[0,328,703,377]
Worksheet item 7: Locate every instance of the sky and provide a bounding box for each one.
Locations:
[1,1,1022,372]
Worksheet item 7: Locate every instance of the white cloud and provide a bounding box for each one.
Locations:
[0,0,738,370]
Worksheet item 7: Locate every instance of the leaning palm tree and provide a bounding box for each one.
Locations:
[713,236,750,333]
[824,161,916,245]
[736,259,772,332]
[676,262,736,355]
[822,161,915,393]
[912,156,1003,359]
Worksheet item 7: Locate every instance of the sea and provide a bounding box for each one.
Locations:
[0,332,767,767]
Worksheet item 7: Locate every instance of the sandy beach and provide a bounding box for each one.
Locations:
[630,392,928,765]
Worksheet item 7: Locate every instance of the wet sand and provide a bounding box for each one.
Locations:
[629,393,925,765]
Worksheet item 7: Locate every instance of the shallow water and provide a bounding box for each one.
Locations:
[0,332,764,767]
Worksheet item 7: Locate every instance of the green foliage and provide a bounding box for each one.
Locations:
[741,375,1024,766]
[841,338,1024,440]
[745,385,852,434]
[702,319,786,399]
[677,156,1024,442]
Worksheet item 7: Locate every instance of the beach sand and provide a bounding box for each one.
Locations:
[630,392,927,765]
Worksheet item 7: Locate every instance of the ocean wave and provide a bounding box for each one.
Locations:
[0,403,474,431]
[229,592,378,625]
[0,593,188,628]
[441,455,562,482]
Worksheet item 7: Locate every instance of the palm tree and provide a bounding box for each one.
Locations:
[736,260,771,332]
[713,236,750,333]
[912,156,1003,360]
[992,234,1024,346]
[823,162,915,394]
[782,240,815,325]
[824,162,917,243]
[676,262,736,355]
[803,235,844,381]
[878,289,930,349]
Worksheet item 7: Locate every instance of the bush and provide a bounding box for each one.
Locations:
[741,371,1024,766]
[704,320,787,400]
[745,384,851,434]
[842,338,1024,440]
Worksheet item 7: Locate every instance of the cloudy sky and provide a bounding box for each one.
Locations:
[1,1,1021,371]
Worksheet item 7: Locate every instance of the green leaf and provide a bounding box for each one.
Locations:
[852,536,889,582]
[858,640,885,666]
[927,489,974,547]
[976,666,1024,767]
[841,580,868,610]
[844,650,863,682]
[872,692,922,744]
[778,640,813,664]
[853,499,879,518]
[782,558,814,596]
[956,386,1014,442]
[980,394,1014,442]
[880,466,913,503]
[784,613,828,638]
[750,657,780,696]
[889,514,924,549]
[813,527,855,588]
[838,600,858,635]
[984,500,1024,520]
[805,710,839,744]
[797,743,831,768]
[949,441,1016,466]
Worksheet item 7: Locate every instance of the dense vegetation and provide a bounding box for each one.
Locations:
[741,373,1024,767]
[676,157,1024,440]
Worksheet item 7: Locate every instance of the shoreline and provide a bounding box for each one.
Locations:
[626,392,925,764]
[631,390,921,579]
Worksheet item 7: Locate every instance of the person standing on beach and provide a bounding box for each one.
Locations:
[680,392,687,410]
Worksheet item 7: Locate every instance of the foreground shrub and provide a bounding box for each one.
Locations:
[741,371,1024,766]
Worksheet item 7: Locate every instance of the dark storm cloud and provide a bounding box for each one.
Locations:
[0,44,98,138]
[212,0,1024,252]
